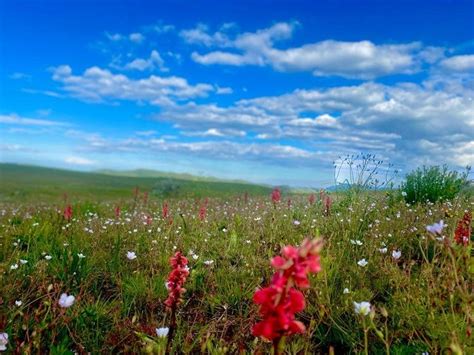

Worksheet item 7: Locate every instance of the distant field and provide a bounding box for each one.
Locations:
[0,164,272,202]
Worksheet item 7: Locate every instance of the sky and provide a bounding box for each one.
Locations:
[1,0,473,187]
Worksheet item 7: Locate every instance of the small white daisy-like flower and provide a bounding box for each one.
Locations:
[15,300,22,306]
[392,250,402,260]
[378,247,388,254]
[10,264,19,270]
[357,258,368,267]
[58,293,75,308]
[343,288,350,294]
[353,301,371,316]
[426,220,445,235]
[19,259,28,264]
[45,255,52,260]
[155,327,169,338]
[77,253,86,259]
[203,260,214,266]
[0,332,8,351]
[126,251,137,260]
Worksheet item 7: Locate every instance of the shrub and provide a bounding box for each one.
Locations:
[401,165,470,204]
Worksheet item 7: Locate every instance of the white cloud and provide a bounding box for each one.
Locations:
[440,54,474,72]
[51,65,214,105]
[0,113,66,126]
[129,32,145,43]
[119,50,168,72]
[187,21,440,79]
[65,156,96,166]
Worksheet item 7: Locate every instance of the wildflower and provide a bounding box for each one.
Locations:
[126,251,137,260]
[162,202,169,219]
[426,220,445,235]
[353,301,371,316]
[0,333,8,351]
[252,238,323,342]
[454,211,471,246]
[199,204,207,221]
[379,248,388,254]
[271,188,281,204]
[392,250,402,260]
[357,258,368,267]
[59,293,75,308]
[164,252,189,310]
[63,205,73,221]
[10,264,18,270]
[19,259,28,264]
[77,253,86,259]
[293,220,301,226]
[114,205,121,218]
[343,288,350,294]
[15,300,22,306]
[156,327,169,338]
[324,195,332,216]
[45,255,52,260]
[203,260,214,266]
[401,191,407,197]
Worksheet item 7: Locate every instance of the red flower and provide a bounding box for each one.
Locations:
[63,205,72,221]
[162,202,169,219]
[114,206,121,219]
[271,188,281,204]
[252,238,323,341]
[164,252,189,310]
[199,204,207,221]
[454,211,471,246]
[308,194,315,205]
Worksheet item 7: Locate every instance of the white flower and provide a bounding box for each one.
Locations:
[77,253,86,259]
[392,250,402,260]
[10,264,18,270]
[426,220,445,235]
[343,288,350,294]
[165,281,171,290]
[15,300,22,307]
[126,251,137,260]
[378,248,388,254]
[45,255,52,260]
[155,327,169,338]
[58,293,75,308]
[354,301,371,316]
[293,220,301,226]
[19,259,28,264]
[192,254,199,260]
[357,258,368,267]
[0,333,8,351]
[203,260,214,266]
[401,191,407,197]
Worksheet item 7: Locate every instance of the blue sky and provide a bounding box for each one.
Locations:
[1,0,473,186]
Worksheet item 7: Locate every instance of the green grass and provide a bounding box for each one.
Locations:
[0,166,472,353]
[0,163,271,202]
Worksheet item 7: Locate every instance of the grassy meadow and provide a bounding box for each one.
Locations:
[0,164,472,354]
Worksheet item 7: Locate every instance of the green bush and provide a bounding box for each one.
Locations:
[401,165,470,204]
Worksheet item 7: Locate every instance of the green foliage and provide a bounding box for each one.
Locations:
[0,168,472,353]
[401,165,470,204]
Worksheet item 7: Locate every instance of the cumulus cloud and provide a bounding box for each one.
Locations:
[0,113,66,127]
[51,65,214,105]
[114,50,168,72]
[440,54,474,72]
[186,22,438,79]
[65,156,97,166]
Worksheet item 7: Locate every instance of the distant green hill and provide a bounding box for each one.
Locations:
[0,163,271,202]
[95,168,250,183]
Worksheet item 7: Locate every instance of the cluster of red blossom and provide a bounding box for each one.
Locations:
[252,238,323,341]
[454,211,472,246]
[271,188,281,204]
[164,252,190,309]
[63,205,72,221]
